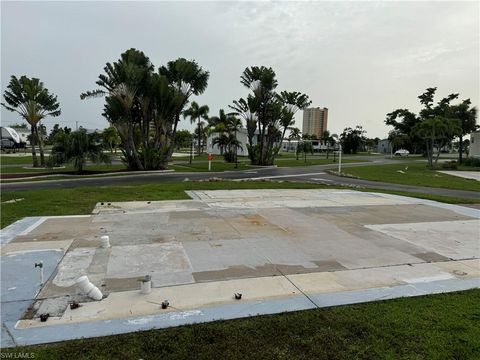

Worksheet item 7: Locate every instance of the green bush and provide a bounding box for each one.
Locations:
[441,160,458,170]
[464,157,480,167]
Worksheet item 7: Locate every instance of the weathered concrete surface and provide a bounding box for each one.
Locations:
[1,189,479,346]
[438,170,480,181]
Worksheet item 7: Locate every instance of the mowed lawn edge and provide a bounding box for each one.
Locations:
[2,289,479,359]
[341,162,480,192]
[1,181,478,229]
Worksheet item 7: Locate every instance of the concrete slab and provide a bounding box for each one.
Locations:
[1,239,73,255]
[2,189,479,347]
[106,243,194,287]
[366,220,480,260]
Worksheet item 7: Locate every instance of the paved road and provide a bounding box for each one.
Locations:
[2,159,479,200]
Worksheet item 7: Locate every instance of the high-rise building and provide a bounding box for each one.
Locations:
[302,107,328,138]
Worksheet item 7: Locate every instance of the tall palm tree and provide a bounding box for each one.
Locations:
[229,97,257,149]
[2,75,61,167]
[159,58,209,157]
[288,127,301,159]
[183,101,209,155]
[276,91,311,155]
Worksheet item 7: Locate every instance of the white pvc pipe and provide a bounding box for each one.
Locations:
[140,280,152,295]
[100,235,110,248]
[75,276,103,301]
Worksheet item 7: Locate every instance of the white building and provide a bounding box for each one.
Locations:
[281,139,337,153]
[470,131,480,158]
[206,128,251,156]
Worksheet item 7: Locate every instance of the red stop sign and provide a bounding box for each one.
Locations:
[208,154,213,161]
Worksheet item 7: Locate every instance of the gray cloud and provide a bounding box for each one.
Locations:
[1,1,478,138]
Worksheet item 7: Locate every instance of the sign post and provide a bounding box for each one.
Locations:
[338,144,342,173]
[208,153,213,171]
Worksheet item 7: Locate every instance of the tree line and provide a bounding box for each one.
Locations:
[386,87,477,167]
[2,50,477,171]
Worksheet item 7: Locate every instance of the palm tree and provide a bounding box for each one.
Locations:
[276,91,311,155]
[50,129,110,173]
[2,75,61,167]
[81,50,209,170]
[321,130,332,159]
[210,109,243,163]
[450,99,477,163]
[288,128,301,159]
[159,58,209,157]
[183,101,209,155]
[229,97,257,150]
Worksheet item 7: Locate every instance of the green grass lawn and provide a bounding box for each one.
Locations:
[2,181,478,229]
[3,289,478,360]
[342,162,480,192]
[1,182,331,228]
[0,155,37,165]
[1,163,128,175]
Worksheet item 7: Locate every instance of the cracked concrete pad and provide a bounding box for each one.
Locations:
[3,189,479,345]
[287,272,347,294]
[366,220,480,260]
[1,240,73,255]
[92,200,207,214]
[53,248,95,287]
[12,217,97,243]
[17,275,301,327]
[106,243,194,287]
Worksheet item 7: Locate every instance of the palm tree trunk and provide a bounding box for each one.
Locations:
[36,125,46,167]
[458,135,463,163]
[128,124,143,170]
[30,125,39,167]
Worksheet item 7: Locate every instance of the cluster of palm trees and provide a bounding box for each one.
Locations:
[209,109,243,162]
[229,66,311,165]
[3,50,314,170]
[81,49,209,170]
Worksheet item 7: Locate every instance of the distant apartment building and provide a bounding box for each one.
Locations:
[302,107,328,138]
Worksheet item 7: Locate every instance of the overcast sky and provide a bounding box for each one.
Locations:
[1,1,478,138]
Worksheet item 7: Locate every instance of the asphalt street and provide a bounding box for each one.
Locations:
[2,159,479,200]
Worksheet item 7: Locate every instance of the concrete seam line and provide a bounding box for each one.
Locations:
[1,322,17,347]
[261,255,320,309]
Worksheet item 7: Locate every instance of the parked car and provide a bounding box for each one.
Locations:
[0,138,16,153]
[394,149,410,156]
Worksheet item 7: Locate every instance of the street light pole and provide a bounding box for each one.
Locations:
[189,138,193,164]
[338,144,342,173]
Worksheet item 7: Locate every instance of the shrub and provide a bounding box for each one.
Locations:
[464,157,480,167]
[441,161,458,170]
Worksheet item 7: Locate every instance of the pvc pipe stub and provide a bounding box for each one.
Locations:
[100,235,110,248]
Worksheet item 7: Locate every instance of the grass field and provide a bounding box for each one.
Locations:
[0,182,330,228]
[2,181,479,229]
[0,155,37,165]
[342,162,480,192]
[2,289,478,359]
[0,163,128,174]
